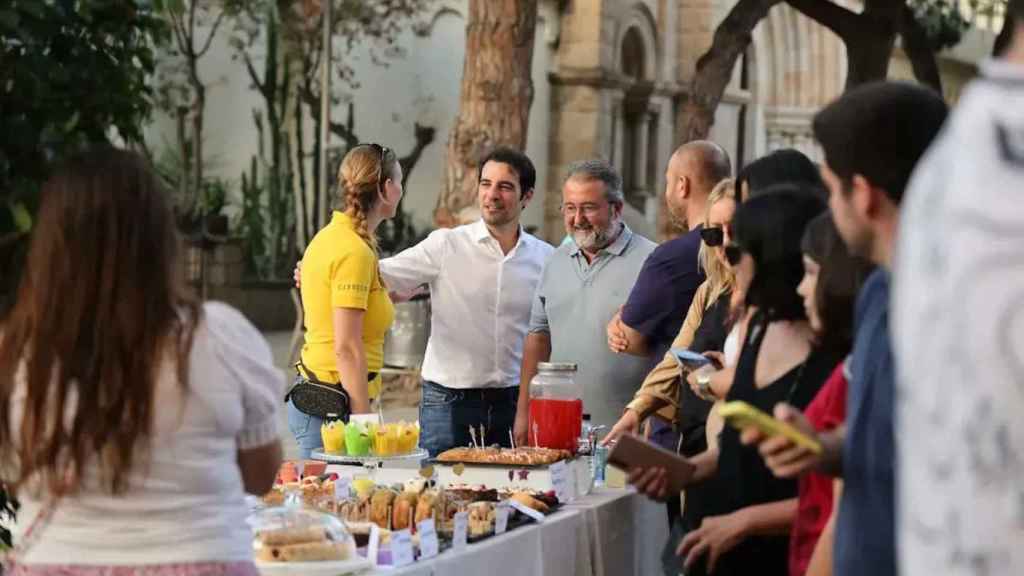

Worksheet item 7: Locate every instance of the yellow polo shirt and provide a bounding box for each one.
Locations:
[299,211,394,398]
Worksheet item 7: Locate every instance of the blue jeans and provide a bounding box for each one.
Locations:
[418,381,519,457]
[287,399,324,460]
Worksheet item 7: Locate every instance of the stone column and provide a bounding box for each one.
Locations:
[633,114,649,194]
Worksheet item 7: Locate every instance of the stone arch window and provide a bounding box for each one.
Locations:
[621,27,646,81]
[615,21,658,213]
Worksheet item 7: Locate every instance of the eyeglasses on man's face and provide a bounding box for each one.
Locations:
[560,202,608,218]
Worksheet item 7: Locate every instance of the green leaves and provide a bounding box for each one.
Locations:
[0,0,165,315]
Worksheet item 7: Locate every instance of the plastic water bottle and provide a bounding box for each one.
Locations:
[590,424,607,486]
[593,443,608,486]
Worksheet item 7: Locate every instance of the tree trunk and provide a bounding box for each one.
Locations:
[663,0,781,240]
[191,85,205,209]
[434,0,538,228]
[785,0,903,91]
[675,0,782,142]
[844,26,897,89]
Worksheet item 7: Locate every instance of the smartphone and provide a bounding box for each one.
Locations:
[606,433,697,495]
[718,401,823,454]
[671,348,711,368]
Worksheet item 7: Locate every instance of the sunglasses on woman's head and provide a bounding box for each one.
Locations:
[700,227,725,247]
[358,142,391,191]
[724,245,744,266]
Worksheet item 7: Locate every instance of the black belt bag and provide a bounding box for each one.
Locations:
[286,362,378,421]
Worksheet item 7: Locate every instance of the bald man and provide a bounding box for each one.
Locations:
[608,142,731,355]
[606,141,731,442]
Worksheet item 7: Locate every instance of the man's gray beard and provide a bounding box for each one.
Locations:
[572,219,622,251]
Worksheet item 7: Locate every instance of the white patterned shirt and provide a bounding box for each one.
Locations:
[893,59,1024,576]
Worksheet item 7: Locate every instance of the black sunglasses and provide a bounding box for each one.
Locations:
[724,245,744,266]
[700,227,724,247]
[358,142,391,191]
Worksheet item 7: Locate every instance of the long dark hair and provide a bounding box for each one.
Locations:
[801,213,875,356]
[0,147,200,496]
[733,187,826,321]
[736,149,825,202]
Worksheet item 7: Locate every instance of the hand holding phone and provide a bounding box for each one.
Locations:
[607,433,697,496]
[671,348,712,368]
[719,401,823,455]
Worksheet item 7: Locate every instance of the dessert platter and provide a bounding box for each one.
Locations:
[313,419,428,464]
[257,462,562,568]
[435,446,572,467]
[251,499,372,575]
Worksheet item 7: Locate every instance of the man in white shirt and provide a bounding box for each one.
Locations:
[294,149,551,456]
[378,148,553,456]
[893,5,1024,575]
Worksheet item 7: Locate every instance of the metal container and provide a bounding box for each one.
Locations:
[383,296,431,369]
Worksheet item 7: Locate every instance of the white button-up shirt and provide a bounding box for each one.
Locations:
[381,220,553,389]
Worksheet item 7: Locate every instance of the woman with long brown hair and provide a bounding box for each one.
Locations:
[1,148,282,572]
[289,144,404,457]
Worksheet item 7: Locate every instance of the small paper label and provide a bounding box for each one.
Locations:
[417,518,439,559]
[550,461,573,503]
[495,503,511,533]
[452,511,469,550]
[367,524,381,567]
[392,529,414,567]
[334,477,351,500]
[506,499,545,523]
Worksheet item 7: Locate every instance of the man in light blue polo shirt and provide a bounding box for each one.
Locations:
[514,159,657,438]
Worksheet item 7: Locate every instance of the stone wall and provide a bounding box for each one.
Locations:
[185,240,298,331]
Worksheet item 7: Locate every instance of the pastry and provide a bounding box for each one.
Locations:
[338,492,371,523]
[258,525,330,547]
[467,501,495,537]
[436,446,571,466]
[370,488,397,529]
[445,483,498,503]
[509,492,550,513]
[413,489,447,525]
[403,477,428,495]
[256,540,349,562]
[392,491,418,531]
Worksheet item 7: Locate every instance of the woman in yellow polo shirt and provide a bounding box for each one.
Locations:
[288,143,403,458]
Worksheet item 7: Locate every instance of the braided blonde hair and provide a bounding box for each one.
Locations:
[338,144,399,255]
[699,178,737,308]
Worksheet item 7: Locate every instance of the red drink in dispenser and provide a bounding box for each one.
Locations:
[528,362,583,454]
[528,397,583,452]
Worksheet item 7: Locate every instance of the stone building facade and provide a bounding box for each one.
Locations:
[156,1,994,248]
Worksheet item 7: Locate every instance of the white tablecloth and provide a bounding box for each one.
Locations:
[371,488,668,576]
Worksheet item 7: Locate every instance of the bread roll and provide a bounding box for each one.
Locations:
[392,492,418,531]
[258,525,330,547]
[256,540,349,562]
[370,488,396,530]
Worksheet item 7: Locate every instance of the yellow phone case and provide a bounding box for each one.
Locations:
[718,401,823,454]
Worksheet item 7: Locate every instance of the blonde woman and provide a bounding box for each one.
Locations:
[602,178,738,447]
[288,144,404,458]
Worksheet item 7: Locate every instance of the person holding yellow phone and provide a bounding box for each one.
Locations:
[631,188,834,576]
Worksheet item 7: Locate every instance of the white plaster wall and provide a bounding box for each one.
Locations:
[145,1,555,234]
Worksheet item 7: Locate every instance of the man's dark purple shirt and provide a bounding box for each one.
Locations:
[620,225,706,362]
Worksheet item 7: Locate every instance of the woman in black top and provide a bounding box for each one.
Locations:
[677,188,831,575]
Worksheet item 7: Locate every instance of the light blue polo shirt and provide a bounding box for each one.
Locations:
[529,224,658,427]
